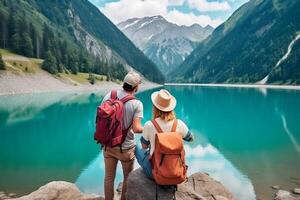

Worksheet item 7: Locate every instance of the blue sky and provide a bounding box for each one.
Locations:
[88,0,248,28]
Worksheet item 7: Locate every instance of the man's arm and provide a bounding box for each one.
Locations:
[132,100,144,133]
[132,117,143,133]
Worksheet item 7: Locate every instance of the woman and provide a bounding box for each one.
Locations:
[135,89,194,178]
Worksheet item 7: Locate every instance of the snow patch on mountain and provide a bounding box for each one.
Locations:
[118,16,213,74]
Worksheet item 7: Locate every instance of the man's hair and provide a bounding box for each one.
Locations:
[123,82,136,92]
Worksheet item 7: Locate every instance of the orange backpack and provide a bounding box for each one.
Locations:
[151,119,187,185]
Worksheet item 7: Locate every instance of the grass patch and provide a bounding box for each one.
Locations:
[58,72,107,84]
[0,49,15,56]
[0,49,43,73]
[0,49,111,85]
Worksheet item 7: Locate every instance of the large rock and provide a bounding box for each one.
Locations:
[274,190,300,200]
[11,181,103,200]
[126,168,234,200]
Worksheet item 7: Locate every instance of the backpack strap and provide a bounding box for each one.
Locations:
[110,90,118,100]
[171,119,178,132]
[120,94,136,104]
[151,119,163,133]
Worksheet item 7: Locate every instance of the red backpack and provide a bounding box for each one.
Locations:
[94,90,135,147]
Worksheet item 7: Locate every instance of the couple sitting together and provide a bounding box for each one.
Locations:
[94,72,194,200]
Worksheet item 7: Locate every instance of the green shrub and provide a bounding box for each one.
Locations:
[0,54,5,70]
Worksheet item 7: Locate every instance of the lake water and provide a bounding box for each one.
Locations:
[0,86,300,199]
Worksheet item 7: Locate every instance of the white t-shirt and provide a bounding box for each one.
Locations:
[101,89,143,149]
[142,118,190,156]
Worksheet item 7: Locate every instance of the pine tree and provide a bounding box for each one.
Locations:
[68,51,79,74]
[7,11,16,49]
[11,33,21,52]
[88,73,95,84]
[21,33,33,57]
[29,23,40,58]
[0,10,8,48]
[0,53,5,70]
[42,51,57,74]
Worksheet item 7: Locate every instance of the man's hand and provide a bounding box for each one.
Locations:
[132,117,143,133]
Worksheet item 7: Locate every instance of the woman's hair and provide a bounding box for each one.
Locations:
[152,106,176,121]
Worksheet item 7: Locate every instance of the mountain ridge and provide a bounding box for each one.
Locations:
[118,15,213,74]
[0,0,164,83]
[171,0,300,85]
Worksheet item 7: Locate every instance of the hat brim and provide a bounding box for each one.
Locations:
[151,91,177,112]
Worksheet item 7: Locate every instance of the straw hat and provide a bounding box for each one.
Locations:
[151,89,176,112]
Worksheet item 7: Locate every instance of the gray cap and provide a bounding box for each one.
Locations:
[123,72,142,87]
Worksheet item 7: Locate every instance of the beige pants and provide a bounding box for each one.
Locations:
[103,146,135,200]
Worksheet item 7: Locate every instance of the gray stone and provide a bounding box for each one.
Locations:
[215,196,229,200]
[272,185,281,190]
[293,188,300,195]
[274,190,300,200]
[11,181,104,200]
[126,168,234,200]
[0,193,9,200]
[8,193,16,198]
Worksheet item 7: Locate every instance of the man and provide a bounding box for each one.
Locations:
[101,72,144,200]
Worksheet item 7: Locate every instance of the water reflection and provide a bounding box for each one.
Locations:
[185,144,256,200]
[165,86,300,199]
[76,142,256,200]
[1,87,300,200]
[0,92,104,195]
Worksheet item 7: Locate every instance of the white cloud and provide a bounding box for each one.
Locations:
[165,9,223,27]
[188,0,231,12]
[100,0,168,23]
[99,0,223,28]
[168,0,186,6]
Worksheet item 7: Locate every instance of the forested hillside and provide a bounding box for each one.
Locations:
[0,0,164,83]
[172,0,300,85]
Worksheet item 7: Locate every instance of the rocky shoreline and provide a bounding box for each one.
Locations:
[273,187,300,200]
[0,70,161,96]
[0,168,233,200]
[1,169,300,200]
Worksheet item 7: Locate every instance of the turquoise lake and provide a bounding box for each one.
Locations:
[0,86,300,199]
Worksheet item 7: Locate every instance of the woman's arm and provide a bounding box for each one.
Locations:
[183,131,194,142]
[178,120,194,142]
[140,136,150,149]
[140,121,151,149]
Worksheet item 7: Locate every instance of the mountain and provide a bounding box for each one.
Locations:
[0,0,164,83]
[118,16,213,74]
[171,0,300,85]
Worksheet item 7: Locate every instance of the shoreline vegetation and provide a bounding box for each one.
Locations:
[0,49,161,96]
[165,83,300,90]
[0,69,161,96]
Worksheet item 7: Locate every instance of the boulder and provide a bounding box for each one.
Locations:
[274,190,300,200]
[294,188,300,195]
[272,186,281,190]
[126,168,234,200]
[11,181,103,200]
